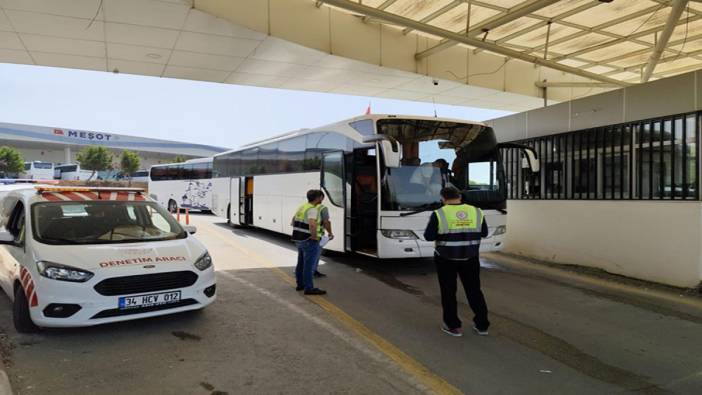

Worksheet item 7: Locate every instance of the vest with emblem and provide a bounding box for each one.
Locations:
[291,202,322,241]
[434,204,483,260]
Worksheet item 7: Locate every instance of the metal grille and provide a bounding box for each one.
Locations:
[502,111,700,201]
[93,271,199,296]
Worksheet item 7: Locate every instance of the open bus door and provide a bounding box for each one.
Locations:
[347,148,379,255]
[320,152,346,253]
[238,176,254,225]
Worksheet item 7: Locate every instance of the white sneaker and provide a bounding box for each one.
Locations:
[473,326,489,336]
[441,323,463,337]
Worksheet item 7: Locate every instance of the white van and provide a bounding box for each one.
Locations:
[21,162,54,180]
[54,164,93,180]
[0,186,216,332]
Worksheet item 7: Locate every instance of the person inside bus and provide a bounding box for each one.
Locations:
[291,189,327,295]
[424,186,490,337]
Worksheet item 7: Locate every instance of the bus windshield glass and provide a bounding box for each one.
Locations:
[377,119,504,211]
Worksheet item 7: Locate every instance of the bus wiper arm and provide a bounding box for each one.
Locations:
[399,202,442,217]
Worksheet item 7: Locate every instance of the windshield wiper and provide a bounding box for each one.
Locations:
[399,202,442,217]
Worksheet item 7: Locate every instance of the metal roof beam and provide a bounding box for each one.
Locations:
[535,81,620,88]
[415,0,561,59]
[318,0,630,86]
[642,0,689,82]
[402,0,463,35]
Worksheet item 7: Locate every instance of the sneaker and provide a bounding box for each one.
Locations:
[440,324,463,337]
[314,271,327,278]
[473,326,489,336]
[295,286,304,291]
[304,288,327,295]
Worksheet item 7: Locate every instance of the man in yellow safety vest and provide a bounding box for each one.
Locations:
[424,186,489,336]
[291,189,326,295]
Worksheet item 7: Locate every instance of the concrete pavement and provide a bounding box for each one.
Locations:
[0,214,700,394]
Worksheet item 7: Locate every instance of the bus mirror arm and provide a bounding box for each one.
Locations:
[496,143,540,173]
[362,135,402,168]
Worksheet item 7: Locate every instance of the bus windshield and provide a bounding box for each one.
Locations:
[377,119,504,211]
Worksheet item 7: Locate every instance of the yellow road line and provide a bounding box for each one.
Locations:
[203,223,463,395]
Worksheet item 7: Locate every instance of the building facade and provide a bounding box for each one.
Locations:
[487,71,702,289]
[0,122,228,170]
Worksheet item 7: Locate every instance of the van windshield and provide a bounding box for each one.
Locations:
[32,201,186,245]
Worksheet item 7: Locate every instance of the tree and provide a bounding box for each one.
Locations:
[76,146,113,180]
[0,146,24,176]
[120,150,141,186]
[172,155,187,163]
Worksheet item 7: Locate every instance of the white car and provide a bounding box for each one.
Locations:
[0,186,216,333]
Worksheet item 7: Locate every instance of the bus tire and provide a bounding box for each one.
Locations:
[168,199,178,213]
[13,285,39,333]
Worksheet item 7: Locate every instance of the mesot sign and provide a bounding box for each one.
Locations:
[53,128,114,142]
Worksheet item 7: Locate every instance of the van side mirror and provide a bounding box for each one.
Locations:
[183,225,197,235]
[0,231,14,245]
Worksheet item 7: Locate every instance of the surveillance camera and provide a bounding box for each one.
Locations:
[432,79,439,86]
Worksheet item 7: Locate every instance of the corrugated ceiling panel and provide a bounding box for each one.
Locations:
[602,7,670,37]
[429,3,500,33]
[607,71,640,81]
[532,0,595,19]
[666,18,702,43]
[558,58,587,68]
[488,17,542,42]
[386,0,455,22]
[607,51,651,68]
[584,65,617,75]
[655,57,700,74]
[504,23,579,48]
[547,32,612,54]
[563,0,658,28]
[580,42,649,63]
[481,0,524,8]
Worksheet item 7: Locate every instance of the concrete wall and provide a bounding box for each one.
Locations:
[505,200,702,288]
[486,71,701,142]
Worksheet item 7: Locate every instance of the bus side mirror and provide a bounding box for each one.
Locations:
[523,149,540,172]
[380,140,401,168]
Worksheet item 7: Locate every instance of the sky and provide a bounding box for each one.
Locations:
[0,63,511,150]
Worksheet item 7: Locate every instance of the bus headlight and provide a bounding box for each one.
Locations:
[381,230,418,240]
[492,225,506,236]
[37,261,94,282]
[194,252,213,271]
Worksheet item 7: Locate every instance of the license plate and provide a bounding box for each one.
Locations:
[118,291,181,310]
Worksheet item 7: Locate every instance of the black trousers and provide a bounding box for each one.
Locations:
[435,254,489,331]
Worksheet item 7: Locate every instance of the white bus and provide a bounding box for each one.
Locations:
[54,164,93,180]
[21,161,54,180]
[212,115,539,258]
[149,158,218,212]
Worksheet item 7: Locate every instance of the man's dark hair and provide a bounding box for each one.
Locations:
[307,189,322,202]
[440,186,461,200]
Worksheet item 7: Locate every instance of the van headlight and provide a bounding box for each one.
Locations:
[381,230,418,240]
[492,225,506,236]
[36,261,94,282]
[194,252,213,271]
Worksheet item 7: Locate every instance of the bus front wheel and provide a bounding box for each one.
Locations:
[168,199,178,213]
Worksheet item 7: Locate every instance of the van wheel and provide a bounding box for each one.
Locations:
[168,199,178,213]
[13,286,39,333]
